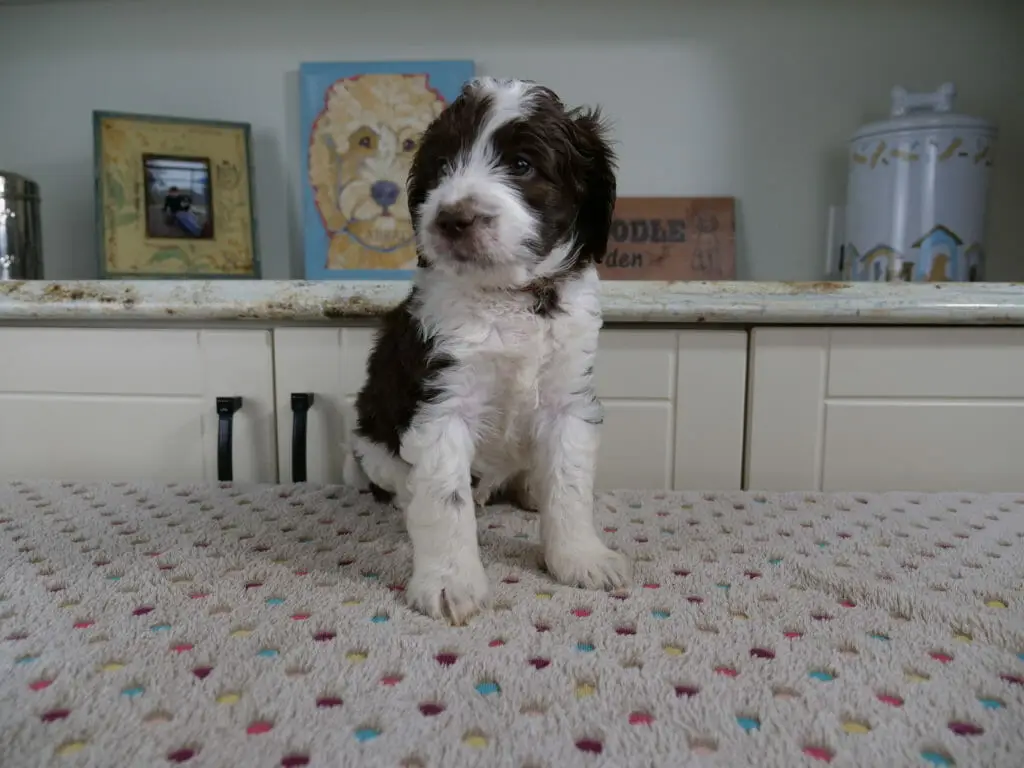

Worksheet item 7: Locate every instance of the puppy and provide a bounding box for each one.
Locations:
[343,76,630,623]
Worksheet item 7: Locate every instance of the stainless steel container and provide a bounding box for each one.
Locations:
[0,171,43,280]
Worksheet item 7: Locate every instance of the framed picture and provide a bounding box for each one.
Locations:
[597,196,737,281]
[299,59,475,281]
[94,111,259,278]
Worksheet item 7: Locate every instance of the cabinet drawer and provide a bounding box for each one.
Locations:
[595,330,676,399]
[828,328,1024,398]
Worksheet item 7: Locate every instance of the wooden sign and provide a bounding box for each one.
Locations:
[597,196,736,281]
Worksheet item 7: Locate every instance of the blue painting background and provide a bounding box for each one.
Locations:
[299,60,475,281]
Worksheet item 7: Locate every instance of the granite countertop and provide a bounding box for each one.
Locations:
[2,279,1024,325]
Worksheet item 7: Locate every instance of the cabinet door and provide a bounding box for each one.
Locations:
[0,328,276,482]
[272,327,374,484]
[745,327,1024,491]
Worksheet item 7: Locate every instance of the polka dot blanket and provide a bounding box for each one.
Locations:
[1,482,1022,768]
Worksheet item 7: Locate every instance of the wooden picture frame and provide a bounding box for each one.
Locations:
[94,110,259,279]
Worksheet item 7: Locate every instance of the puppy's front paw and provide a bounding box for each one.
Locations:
[406,556,490,625]
[543,539,631,591]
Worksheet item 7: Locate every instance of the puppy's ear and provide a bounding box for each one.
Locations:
[568,107,617,265]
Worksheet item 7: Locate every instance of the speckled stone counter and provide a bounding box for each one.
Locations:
[2,279,1024,325]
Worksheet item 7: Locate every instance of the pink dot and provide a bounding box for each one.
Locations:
[172,643,194,653]
[783,631,803,639]
[313,631,335,642]
[380,675,403,686]
[192,666,212,680]
[528,657,551,670]
[502,576,519,584]
[603,527,617,533]
[29,679,52,692]
[189,592,209,600]
[750,647,775,660]
[387,583,405,593]
[616,626,636,636]
[811,613,832,621]
[675,685,700,698]
[167,748,195,763]
[673,569,691,577]
[419,702,445,716]
[687,596,703,604]
[40,708,70,722]
[73,620,94,629]
[949,721,984,736]
[435,653,458,666]
[877,693,903,707]
[291,613,310,621]
[247,720,273,735]
[488,638,505,648]
[715,666,739,678]
[573,608,591,618]
[576,739,603,754]
[839,600,856,608]
[281,755,310,767]
[930,651,953,664]
[316,697,342,708]
[643,582,660,589]
[803,746,833,762]
[132,605,154,616]
[1001,674,1024,686]
[629,711,654,725]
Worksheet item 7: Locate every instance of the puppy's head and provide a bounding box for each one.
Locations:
[408,77,617,286]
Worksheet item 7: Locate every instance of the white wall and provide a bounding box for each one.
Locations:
[0,0,1021,281]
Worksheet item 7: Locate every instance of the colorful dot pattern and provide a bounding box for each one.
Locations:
[0,483,1022,767]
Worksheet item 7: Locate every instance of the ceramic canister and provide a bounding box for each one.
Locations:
[843,83,996,283]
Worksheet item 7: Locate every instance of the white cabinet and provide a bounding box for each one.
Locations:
[0,328,277,483]
[272,327,748,491]
[745,327,1024,492]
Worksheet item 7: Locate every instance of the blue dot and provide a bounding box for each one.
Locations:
[354,727,380,743]
[979,697,1004,710]
[737,716,760,732]
[1017,651,1024,661]
[809,670,834,682]
[257,648,279,658]
[651,610,670,620]
[920,751,953,766]
[150,624,171,632]
[265,597,284,606]
[475,681,500,695]
[370,614,389,624]
[121,685,145,698]
[577,642,595,653]
[15,655,38,665]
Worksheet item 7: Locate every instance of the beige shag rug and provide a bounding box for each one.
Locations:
[1,482,1022,768]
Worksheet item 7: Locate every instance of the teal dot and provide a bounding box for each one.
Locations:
[475,681,500,695]
[1017,651,1024,661]
[869,633,890,642]
[15,655,38,665]
[978,697,1004,710]
[809,670,834,682]
[370,614,389,624]
[737,716,760,732]
[817,541,829,548]
[651,610,670,620]
[514,533,529,540]
[354,727,380,743]
[920,751,953,766]
[265,597,284,606]
[107,575,121,581]
[150,624,171,632]
[576,642,595,653]
[715,583,730,591]
[257,648,279,658]
[362,572,379,581]
[768,558,783,565]
[121,685,145,698]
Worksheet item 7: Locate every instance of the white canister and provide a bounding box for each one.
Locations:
[842,83,996,283]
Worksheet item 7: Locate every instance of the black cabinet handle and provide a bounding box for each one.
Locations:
[216,396,243,482]
[290,393,314,482]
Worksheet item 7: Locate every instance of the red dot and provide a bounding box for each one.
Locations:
[380,675,403,686]
[573,608,591,618]
[930,651,954,663]
[29,679,52,692]
[803,746,833,762]
[281,755,310,767]
[949,721,984,736]
[93,560,110,567]
[132,605,154,616]
[172,643,194,653]
[675,685,700,698]
[635,536,648,543]
[247,720,273,735]
[387,583,405,593]
[687,596,703,604]
[313,631,336,642]
[643,582,660,589]
[316,697,342,708]
[291,613,310,621]
[576,739,603,754]
[839,600,856,608]
[784,631,803,639]
[6,631,28,641]
[811,613,832,622]
[715,666,739,678]
[419,702,445,716]
[535,624,550,633]
[744,571,762,580]
[502,576,519,584]
[1001,674,1024,686]
[629,711,654,725]
[673,569,691,577]
[189,592,209,600]
[488,639,505,648]
[837,532,852,539]
[877,693,903,707]
[167,748,195,762]
[245,582,262,591]
[528,658,551,670]
[192,666,212,680]
[603,526,617,533]
[616,626,636,636]
[435,653,458,666]
[73,620,94,629]
[750,647,775,659]
[40,709,70,723]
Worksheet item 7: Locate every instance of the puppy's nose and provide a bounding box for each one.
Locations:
[435,203,478,238]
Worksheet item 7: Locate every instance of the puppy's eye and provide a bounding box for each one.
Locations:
[359,136,371,148]
[402,138,416,152]
[511,157,533,175]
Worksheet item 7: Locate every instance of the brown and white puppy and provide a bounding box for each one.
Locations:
[343,77,629,623]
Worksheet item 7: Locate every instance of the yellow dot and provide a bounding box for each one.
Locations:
[842,721,870,734]
[230,628,253,638]
[216,692,240,705]
[954,632,973,643]
[575,683,595,699]
[56,741,87,757]
[463,734,488,748]
[101,662,124,672]
[342,599,362,607]
[985,599,1007,609]
[535,592,552,600]
[59,600,80,610]
[905,672,929,683]
[731,611,748,620]
[663,645,684,656]
[346,652,368,663]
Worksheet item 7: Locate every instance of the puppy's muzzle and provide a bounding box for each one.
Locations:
[432,200,494,243]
